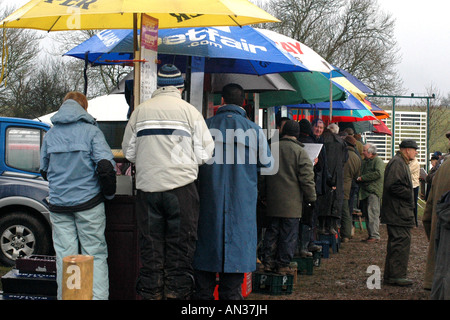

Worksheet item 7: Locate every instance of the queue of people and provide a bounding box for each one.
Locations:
[40,63,449,300]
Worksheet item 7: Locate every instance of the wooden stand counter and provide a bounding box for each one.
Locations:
[105,194,140,300]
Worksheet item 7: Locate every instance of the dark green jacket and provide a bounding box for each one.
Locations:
[359,155,384,200]
[380,152,415,227]
[261,137,316,218]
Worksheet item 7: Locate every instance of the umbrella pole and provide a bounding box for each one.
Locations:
[186,56,191,102]
[133,13,141,108]
[83,52,89,95]
[329,74,333,124]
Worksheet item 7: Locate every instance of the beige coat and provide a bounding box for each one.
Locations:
[423,158,450,289]
[409,158,420,188]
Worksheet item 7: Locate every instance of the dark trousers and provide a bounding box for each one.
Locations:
[194,270,244,300]
[135,182,199,300]
[413,186,419,227]
[384,225,412,280]
[262,217,299,269]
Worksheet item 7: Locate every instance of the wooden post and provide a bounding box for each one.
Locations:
[62,255,94,300]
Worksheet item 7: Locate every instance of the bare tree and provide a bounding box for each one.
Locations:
[411,85,450,154]
[7,58,75,119]
[48,30,132,97]
[252,0,403,95]
[0,6,43,116]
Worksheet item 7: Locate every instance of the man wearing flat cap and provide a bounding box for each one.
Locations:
[381,139,418,286]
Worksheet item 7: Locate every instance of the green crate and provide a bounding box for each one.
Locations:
[292,257,314,275]
[252,272,293,295]
[312,251,321,267]
[354,221,367,229]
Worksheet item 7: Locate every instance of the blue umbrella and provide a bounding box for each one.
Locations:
[326,66,373,94]
[281,83,377,122]
[64,26,310,75]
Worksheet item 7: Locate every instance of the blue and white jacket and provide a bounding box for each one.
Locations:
[121,86,214,192]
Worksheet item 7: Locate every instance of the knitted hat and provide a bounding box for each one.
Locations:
[299,119,312,135]
[157,64,184,88]
[281,120,300,138]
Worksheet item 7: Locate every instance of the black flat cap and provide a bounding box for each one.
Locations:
[399,139,418,149]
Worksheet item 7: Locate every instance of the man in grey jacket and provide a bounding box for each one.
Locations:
[357,143,384,242]
[122,64,214,299]
[381,139,418,286]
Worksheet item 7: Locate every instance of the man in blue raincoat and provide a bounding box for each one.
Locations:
[193,83,272,300]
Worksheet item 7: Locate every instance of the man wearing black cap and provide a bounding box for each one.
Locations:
[122,64,214,299]
[381,139,418,286]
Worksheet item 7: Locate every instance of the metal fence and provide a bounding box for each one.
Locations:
[362,110,427,167]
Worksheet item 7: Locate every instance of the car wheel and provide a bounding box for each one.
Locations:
[0,212,52,267]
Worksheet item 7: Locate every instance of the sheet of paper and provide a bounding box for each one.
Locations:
[302,143,323,164]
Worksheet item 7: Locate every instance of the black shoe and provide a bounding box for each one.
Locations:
[384,278,413,286]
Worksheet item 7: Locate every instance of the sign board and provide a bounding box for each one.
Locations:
[140,14,159,104]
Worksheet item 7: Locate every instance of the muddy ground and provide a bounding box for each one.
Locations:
[248,221,431,301]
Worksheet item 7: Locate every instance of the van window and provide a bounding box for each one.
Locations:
[5,127,43,173]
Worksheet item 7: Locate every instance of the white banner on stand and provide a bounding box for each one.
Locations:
[140,14,158,104]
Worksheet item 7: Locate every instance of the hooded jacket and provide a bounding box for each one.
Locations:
[40,99,115,212]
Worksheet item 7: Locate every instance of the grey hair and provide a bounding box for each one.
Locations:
[327,123,339,134]
[365,143,377,155]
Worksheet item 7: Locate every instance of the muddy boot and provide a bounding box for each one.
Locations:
[317,217,326,235]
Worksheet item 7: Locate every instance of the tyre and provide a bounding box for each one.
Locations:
[0,212,52,267]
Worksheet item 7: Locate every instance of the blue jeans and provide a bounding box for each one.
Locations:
[50,202,109,300]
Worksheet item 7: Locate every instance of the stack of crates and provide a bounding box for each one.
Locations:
[0,255,57,300]
[252,272,294,295]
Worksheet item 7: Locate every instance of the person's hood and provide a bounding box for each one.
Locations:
[50,99,96,125]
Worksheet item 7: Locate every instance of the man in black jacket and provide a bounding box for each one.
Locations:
[381,139,418,286]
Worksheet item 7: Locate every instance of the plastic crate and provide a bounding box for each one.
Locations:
[213,272,252,300]
[319,233,339,253]
[292,257,313,275]
[1,269,56,297]
[312,250,321,267]
[314,240,330,258]
[252,272,293,295]
[354,221,367,229]
[15,255,56,274]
